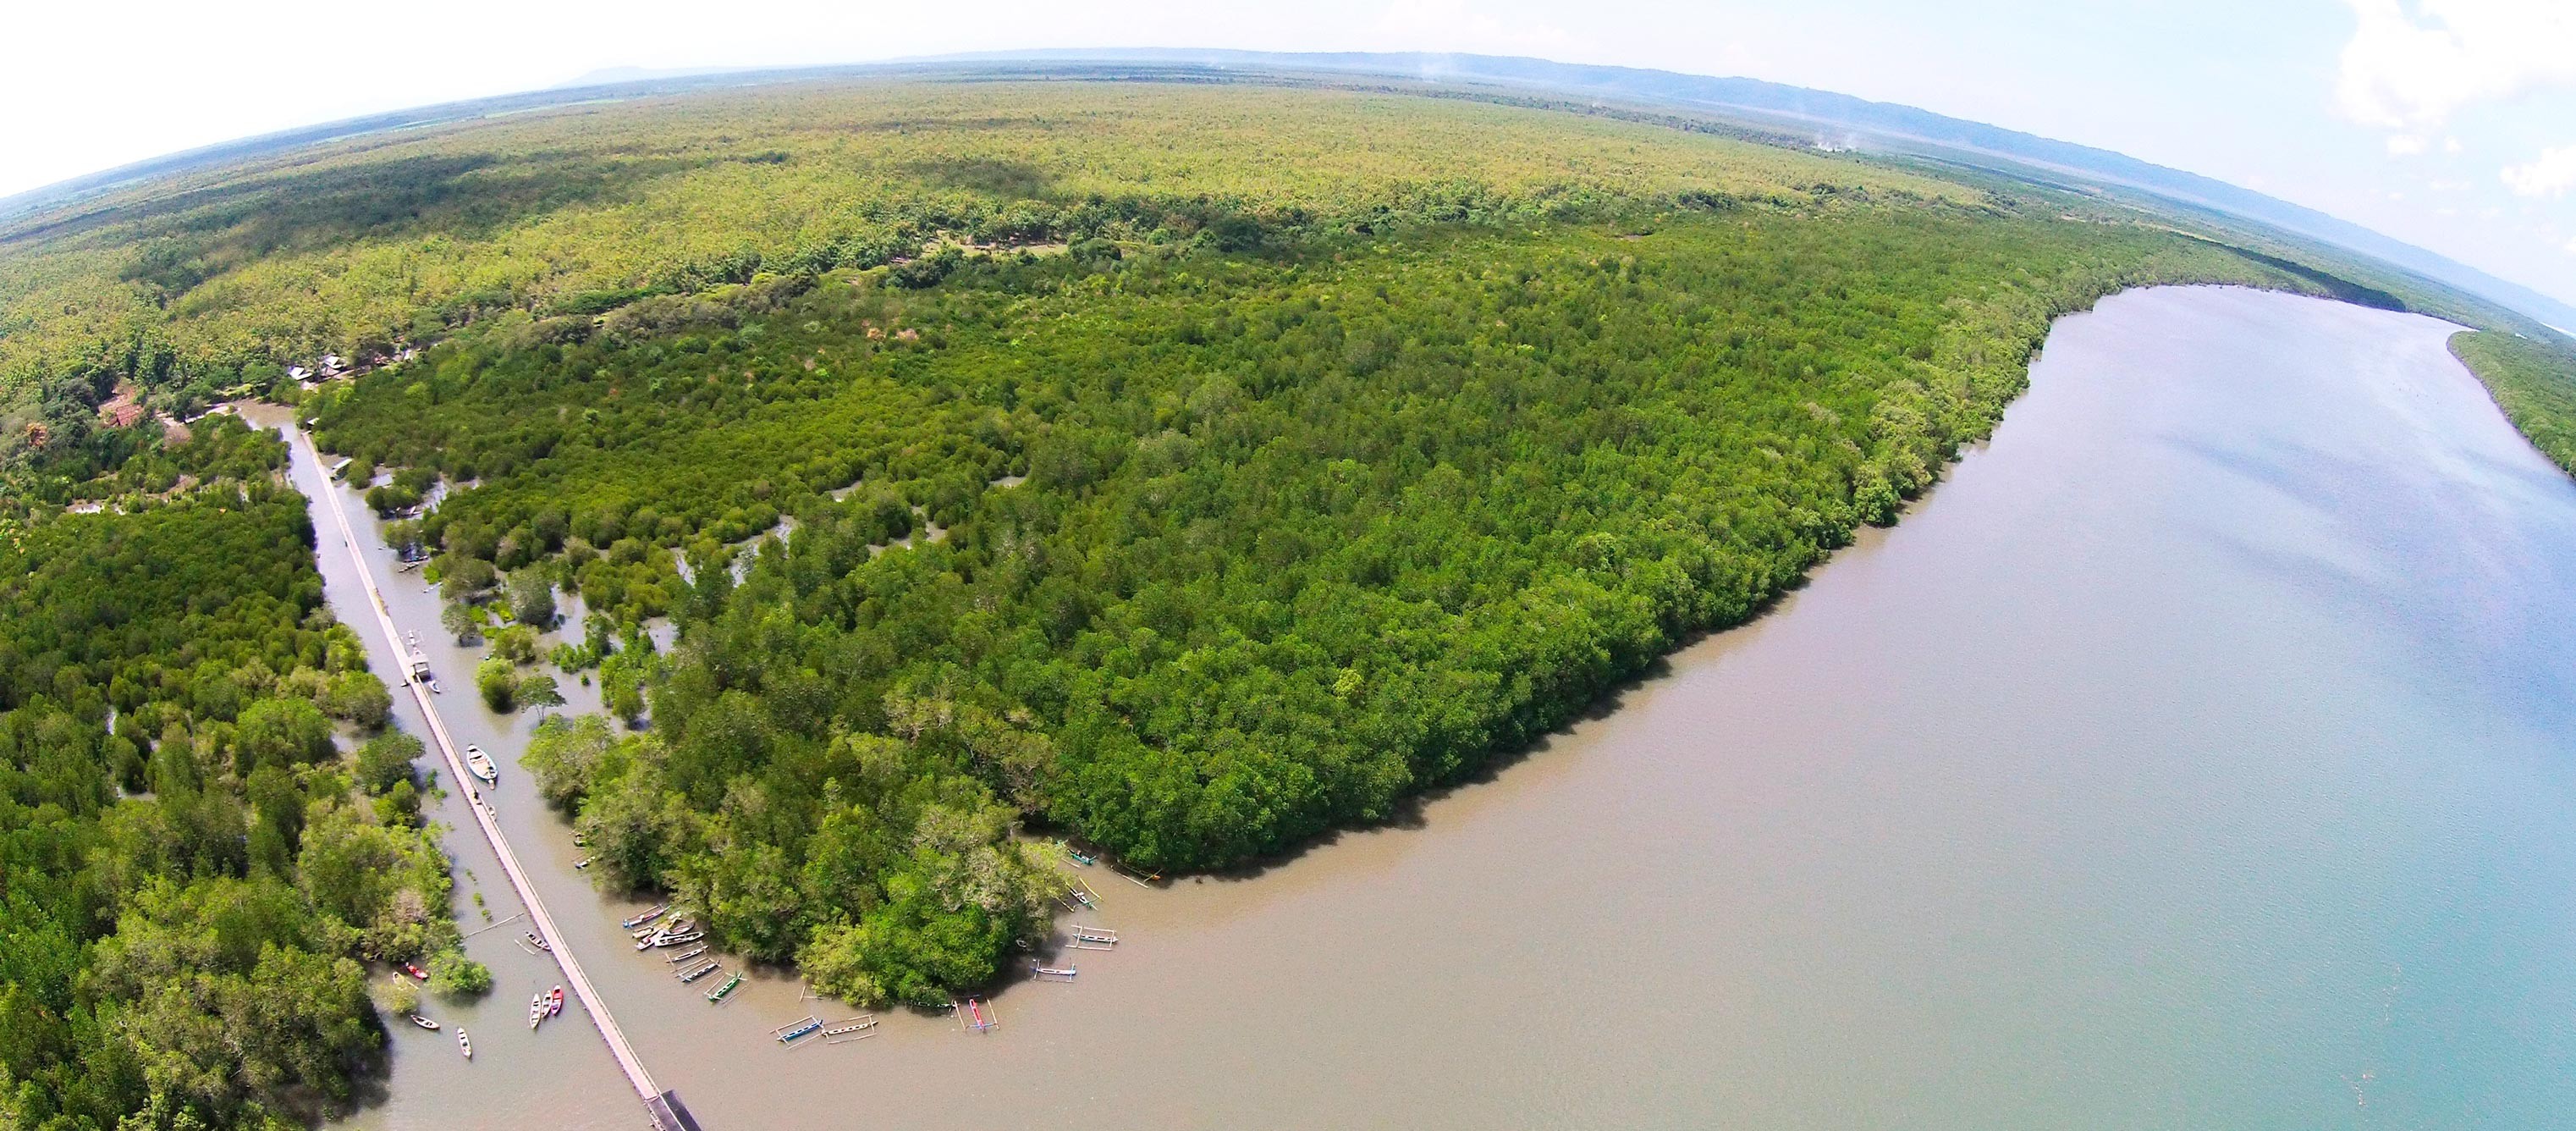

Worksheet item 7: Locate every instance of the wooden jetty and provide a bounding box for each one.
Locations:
[293,428,680,1124]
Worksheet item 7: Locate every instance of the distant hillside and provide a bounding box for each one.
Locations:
[9,47,2565,333]
[917,49,2576,333]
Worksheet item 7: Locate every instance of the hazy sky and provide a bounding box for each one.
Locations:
[4,0,2574,307]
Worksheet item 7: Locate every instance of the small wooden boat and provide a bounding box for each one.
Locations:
[464,745,498,783]
[1065,846,1097,866]
[524,931,550,952]
[409,1013,440,1030]
[572,832,589,847]
[458,1029,472,1059]
[963,997,997,1033]
[1032,963,1077,979]
[652,931,705,948]
[823,1016,879,1044]
[528,992,545,1029]
[666,945,709,963]
[678,961,721,983]
[574,857,592,869]
[550,986,564,1016]
[706,973,744,1003]
[403,963,429,980]
[1071,887,1098,909]
[620,904,668,930]
[776,1016,823,1043]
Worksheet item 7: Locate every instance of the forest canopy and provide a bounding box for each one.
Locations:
[0,422,455,1129]
[5,74,2575,1049]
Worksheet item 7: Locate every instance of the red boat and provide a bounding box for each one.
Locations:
[549,986,564,1017]
[403,963,429,980]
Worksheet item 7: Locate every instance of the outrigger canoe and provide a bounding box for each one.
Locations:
[706,973,743,1003]
[464,745,498,784]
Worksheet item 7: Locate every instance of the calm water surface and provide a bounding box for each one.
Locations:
[292,286,2576,1128]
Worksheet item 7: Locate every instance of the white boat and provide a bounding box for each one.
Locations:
[529,992,545,1029]
[458,1029,471,1059]
[409,1013,439,1030]
[464,745,498,783]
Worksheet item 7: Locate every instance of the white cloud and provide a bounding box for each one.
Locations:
[2444,135,2464,153]
[2336,0,2576,128]
[2566,235,2576,253]
[2430,178,2474,191]
[2386,133,2428,156]
[2502,145,2576,197]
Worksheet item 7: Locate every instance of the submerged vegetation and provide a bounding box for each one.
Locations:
[0,420,463,1128]
[5,74,2576,1034]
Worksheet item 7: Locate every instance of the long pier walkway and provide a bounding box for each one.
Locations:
[295,430,688,1128]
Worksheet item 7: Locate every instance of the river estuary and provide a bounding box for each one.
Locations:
[281,286,2576,1128]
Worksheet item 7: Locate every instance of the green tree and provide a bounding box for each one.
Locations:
[355,731,425,795]
[519,673,564,716]
[425,949,492,998]
[441,599,482,645]
[233,697,336,771]
[507,566,557,627]
[322,670,393,729]
[475,658,517,713]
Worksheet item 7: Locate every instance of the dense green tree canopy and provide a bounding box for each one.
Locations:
[0,429,453,1129]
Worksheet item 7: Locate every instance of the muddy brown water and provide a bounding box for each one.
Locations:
[280,286,2576,1128]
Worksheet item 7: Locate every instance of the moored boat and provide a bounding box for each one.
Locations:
[464,745,498,783]
[550,986,564,1016]
[678,961,721,983]
[666,945,709,963]
[409,1013,439,1030]
[707,973,743,1003]
[528,992,545,1029]
[458,1029,471,1059]
[619,903,669,930]
[652,931,704,947]
[403,962,429,980]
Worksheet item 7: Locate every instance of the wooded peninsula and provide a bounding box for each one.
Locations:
[3,75,2573,1130]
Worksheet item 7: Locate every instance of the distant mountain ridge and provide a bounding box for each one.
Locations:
[7,47,2568,329]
